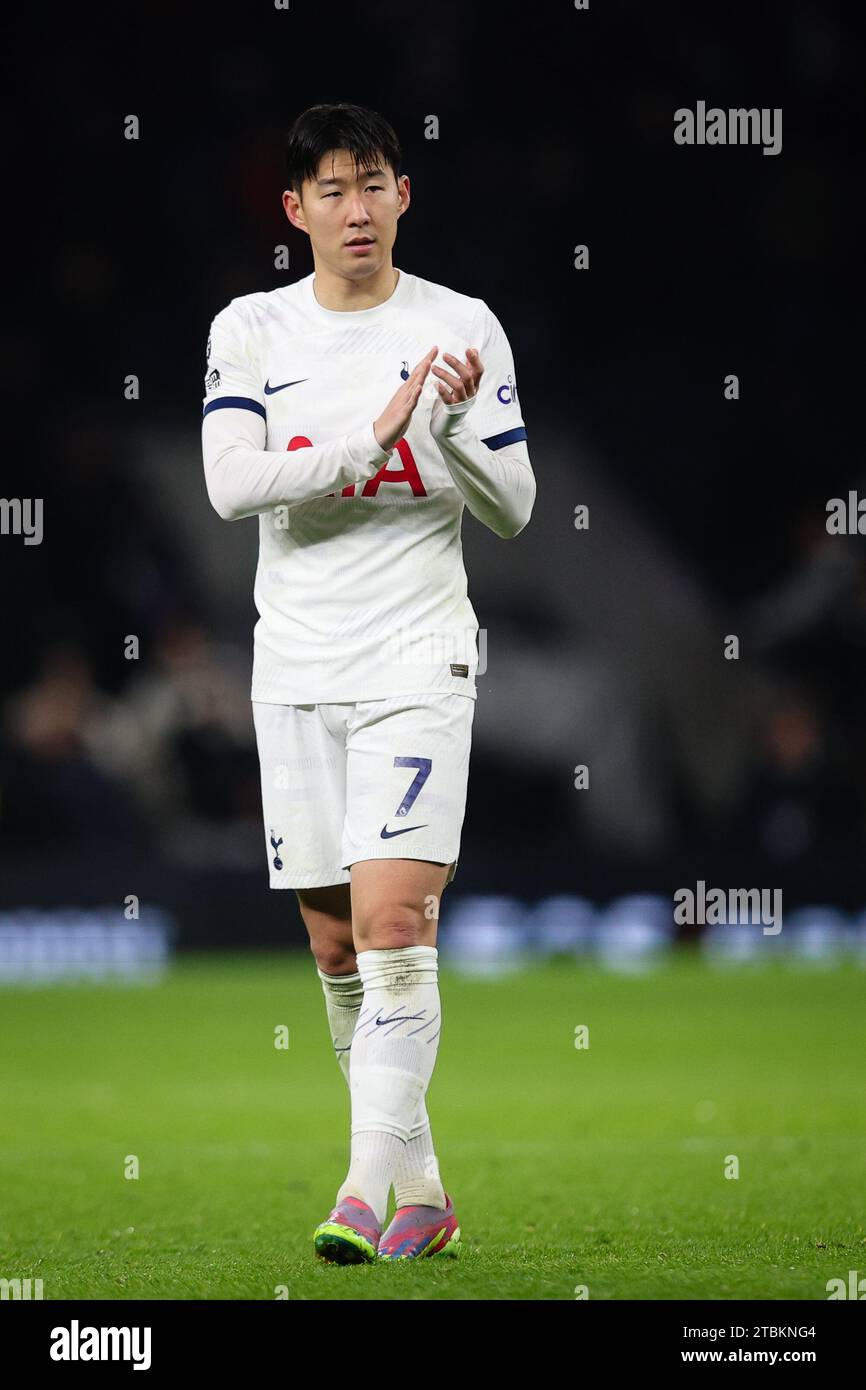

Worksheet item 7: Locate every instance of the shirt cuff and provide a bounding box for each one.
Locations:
[348,419,393,465]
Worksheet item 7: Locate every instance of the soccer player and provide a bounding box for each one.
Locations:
[201,103,535,1263]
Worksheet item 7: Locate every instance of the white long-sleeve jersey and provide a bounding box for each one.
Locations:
[201,266,535,704]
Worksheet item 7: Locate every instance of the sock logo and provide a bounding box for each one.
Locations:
[374,1009,426,1029]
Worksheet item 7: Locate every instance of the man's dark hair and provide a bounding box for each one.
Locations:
[285,103,402,198]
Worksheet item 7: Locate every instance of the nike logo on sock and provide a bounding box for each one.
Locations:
[374,1011,426,1027]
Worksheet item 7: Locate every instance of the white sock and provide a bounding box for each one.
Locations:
[317,967,364,1087]
[319,965,446,1210]
[336,945,442,1224]
[392,1114,445,1210]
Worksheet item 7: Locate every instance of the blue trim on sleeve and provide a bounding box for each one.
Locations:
[480,425,527,450]
[203,396,266,420]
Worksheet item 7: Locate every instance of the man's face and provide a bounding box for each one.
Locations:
[283,148,409,278]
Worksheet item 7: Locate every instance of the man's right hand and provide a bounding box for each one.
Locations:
[373,346,438,453]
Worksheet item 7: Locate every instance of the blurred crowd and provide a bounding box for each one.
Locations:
[2,1,860,890]
[2,444,865,876]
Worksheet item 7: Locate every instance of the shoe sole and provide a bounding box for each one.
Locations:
[313,1222,378,1265]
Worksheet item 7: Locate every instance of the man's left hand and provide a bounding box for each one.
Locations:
[430,348,484,440]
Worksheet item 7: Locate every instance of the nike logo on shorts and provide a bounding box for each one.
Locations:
[380,822,429,839]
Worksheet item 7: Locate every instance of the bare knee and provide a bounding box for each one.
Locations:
[355,914,431,952]
[350,860,445,951]
[295,886,355,974]
[310,938,357,975]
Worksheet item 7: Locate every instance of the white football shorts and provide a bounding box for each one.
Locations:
[252,692,475,889]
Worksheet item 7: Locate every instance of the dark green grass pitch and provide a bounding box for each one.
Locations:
[1,952,863,1300]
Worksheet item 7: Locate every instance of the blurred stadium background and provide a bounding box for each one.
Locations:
[1,1,862,979]
[1,0,863,1305]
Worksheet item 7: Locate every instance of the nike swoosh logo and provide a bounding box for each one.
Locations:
[380,822,429,839]
[263,378,309,394]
